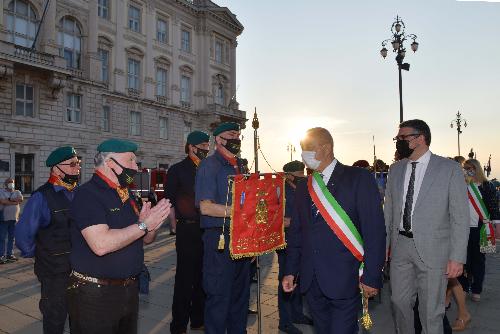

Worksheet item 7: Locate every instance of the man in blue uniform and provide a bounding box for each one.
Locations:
[168,130,210,334]
[195,122,250,334]
[15,146,81,334]
[283,128,386,334]
[278,160,313,334]
[67,139,171,334]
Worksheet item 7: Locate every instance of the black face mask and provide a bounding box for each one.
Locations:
[56,166,79,185]
[110,158,137,187]
[194,147,209,160]
[292,176,306,185]
[221,137,241,155]
[396,139,414,159]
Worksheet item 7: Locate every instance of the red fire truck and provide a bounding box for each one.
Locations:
[130,167,168,200]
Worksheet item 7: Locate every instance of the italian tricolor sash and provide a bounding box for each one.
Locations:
[308,172,365,276]
[467,182,496,253]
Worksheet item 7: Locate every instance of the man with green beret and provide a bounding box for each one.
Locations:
[15,146,81,334]
[195,121,253,333]
[277,160,313,334]
[68,139,170,334]
[67,138,171,334]
[166,130,210,334]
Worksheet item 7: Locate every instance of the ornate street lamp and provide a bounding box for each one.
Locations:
[450,111,468,156]
[380,15,419,123]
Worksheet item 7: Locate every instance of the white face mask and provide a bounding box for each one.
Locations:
[7,183,15,190]
[301,151,321,170]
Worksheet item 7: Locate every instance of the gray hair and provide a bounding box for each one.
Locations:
[94,152,113,167]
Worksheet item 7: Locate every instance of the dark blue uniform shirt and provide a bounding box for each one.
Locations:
[195,150,238,229]
[69,174,143,279]
[165,157,199,221]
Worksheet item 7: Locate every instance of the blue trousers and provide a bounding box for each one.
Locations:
[277,249,305,327]
[305,275,360,334]
[202,228,251,334]
[0,220,15,257]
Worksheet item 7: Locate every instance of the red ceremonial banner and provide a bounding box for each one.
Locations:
[230,173,286,259]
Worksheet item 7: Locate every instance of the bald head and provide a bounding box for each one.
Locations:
[301,127,334,150]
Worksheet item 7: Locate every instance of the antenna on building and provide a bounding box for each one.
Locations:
[31,0,51,50]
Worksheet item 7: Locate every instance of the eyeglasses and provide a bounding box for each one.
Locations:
[58,160,81,168]
[393,133,421,142]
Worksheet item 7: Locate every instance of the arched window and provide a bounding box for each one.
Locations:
[4,0,38,47]
[58,17,82,69]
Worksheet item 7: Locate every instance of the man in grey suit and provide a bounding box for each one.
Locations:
[384,119,469,334]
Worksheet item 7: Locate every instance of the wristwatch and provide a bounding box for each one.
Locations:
[137,221,148,235]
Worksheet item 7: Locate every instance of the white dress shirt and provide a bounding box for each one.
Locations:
[399,150,432,231]
[468,182,480,227]
[321,158,337,185]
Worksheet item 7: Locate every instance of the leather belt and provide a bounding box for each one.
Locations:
[399,230,414,238]
[71,270,137,287]
[178,219,199,224]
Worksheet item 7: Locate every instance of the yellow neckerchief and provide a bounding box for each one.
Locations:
[95,170,129,203]
[48,174,77,192]
[189,153,201,167]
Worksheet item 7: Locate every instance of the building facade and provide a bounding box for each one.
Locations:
[0,0,244,194]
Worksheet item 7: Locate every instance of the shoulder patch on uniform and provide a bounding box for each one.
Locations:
[109,208,121,212]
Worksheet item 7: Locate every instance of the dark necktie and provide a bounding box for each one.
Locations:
[403,162,418,232]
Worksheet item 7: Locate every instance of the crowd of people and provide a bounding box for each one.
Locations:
[0,119,499,334]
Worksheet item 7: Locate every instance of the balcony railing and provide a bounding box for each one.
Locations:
[207,103,245,119]
[13,45,55,66]
[156,95,168,105]
[127,88,141,98]
[180,101,191,109]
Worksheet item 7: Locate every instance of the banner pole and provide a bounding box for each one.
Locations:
[252,108,262,334]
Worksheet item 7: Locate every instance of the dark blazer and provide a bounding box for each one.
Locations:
[480,181,500,221]
[285,162,386,299]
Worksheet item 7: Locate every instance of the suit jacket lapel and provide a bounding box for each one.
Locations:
[327,161,344,197]
[414,153,438,211]
[395,161,407,217]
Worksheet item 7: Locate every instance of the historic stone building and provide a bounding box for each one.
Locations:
[0,0,244,194]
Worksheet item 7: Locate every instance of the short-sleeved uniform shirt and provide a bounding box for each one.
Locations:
[0,189,23,221]
[195,150,239,229]
[165,157,199,221]
[70,174,143,279]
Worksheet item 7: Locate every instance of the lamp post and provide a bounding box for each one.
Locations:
[450,111,467,156]
[380,15,419,123]
[287,143,296,162]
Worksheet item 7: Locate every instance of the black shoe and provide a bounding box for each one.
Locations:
[279,324,303,334]
[6,255,18,262]
[169,231,176,236]
[190,324,204,331]
[292,315,313,326]
[248,308,258,315]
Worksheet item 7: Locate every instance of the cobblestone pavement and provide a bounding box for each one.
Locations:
[1,230,499,333]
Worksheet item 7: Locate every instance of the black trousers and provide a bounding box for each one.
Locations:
[67,276,139,334]
[458,226,485,294]
[38,273,70,334]
[170,222,205,333]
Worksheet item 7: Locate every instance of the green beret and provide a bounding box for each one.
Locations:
[46,146,77,167]
[283,160,305,173]
[187,131,210,145]
[97,138,138,153]
[213,122,240,137]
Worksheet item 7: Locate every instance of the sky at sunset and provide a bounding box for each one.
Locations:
[215,0,500,179]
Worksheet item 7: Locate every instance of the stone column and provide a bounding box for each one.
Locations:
[171,14,180,105]
[40,0,58,55]
[144,4,155,100]
[87,0,100,81]
[114,0,126,93]
[230,40,237,103]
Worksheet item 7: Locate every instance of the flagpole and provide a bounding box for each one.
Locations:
[252,108,262,334]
